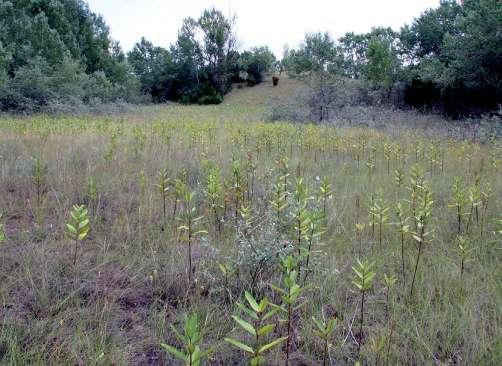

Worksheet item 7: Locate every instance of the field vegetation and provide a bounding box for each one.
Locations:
[0,81,501,364]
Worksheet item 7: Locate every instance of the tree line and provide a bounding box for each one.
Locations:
[283,0,501,118]
[0,0,500,117]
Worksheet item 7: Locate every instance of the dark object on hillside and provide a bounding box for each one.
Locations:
[272,76,279,86]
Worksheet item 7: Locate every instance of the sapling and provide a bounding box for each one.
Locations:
[394,169,404,193]
[366,152,375,184]
[32,157,46,207]
[232,158,246,219]
[225,291,287,366]
[318,176,333,218]
[394,202,410,285]
[456,236,474,280]
[155,169,170,227]
[449,177,467,234]
[291,178,311,269]
[384,143,392,175]
[86,176,98,203]
[271,177,288,225]
[218,261,234,303]
[479,185,492,237]
[407,165,425,231]
[303,209,325,283]
[311,314,337,366]
[370,196,390,248]
[0,213,5,243]
[177,191,207,288]
[466,180,481,234]
[355,223,365,257]
[65,205,90,266]
[271,255,305,366]
[409,182,434,297]
[239,204,255,238]
[172,179,186,219]
[160,313,213,366]
[205,166,223,234]
[352,259,376,356]
[382,274,397,366]
[382,273,397,321]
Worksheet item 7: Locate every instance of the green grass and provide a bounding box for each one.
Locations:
[0,82,501,365]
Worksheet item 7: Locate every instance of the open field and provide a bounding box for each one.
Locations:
[0,82,501,365]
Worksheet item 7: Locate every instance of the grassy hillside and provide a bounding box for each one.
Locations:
[0,85,501,365]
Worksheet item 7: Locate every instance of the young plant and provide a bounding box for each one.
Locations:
[218,261,234,303]
[449,177,467,234]
[394,168,404,193]
[456,236,474,280]
[355,223,366,257]
[271,255,305,366]
[172,178,186,219]
[86,176,98,204]
[382,273,397,320]
[232,158,246,219]
[65,205,90,266]
[311,314,337,366]
[0,213,5,243]
[394,202,410,285]
[409,182,434,297]
[225,291,287,366]
[407,165,425,229]
[466,180,481,234]
[155,169,170,227]
[318,176,333,218]
[384,143,392,175]
[291,178,311,271]
[205,166,223,234]
[177,191,207,288]
[160,313,213,366]
[366,152,376,184]
[303,209,325,283]
[479,185,492,237]
[271,178,288,225]
[32,157,46,207]
[369,195,390,247]
[352,259,376,356]
[383,273,397,366]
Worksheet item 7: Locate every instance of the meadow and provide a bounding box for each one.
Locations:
[0,82,501,365]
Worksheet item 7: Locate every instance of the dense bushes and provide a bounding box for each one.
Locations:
[0,0,141,112]
[283,0,501,118]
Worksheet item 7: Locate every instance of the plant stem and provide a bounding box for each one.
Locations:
[358,291,365,357]
[401,231,406,286]
[409,227,424,297]
[73,238,78,266]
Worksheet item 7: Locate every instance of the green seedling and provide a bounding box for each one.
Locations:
[160,313,213,366]
[65,205,90,266]
[352,259,376,356]
[312,314,337,366]
[225,291,287,366]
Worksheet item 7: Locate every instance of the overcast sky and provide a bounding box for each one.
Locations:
[86,0,440,56]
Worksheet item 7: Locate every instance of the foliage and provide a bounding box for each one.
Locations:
[160,313,213,366]
[225,291,287,366]
[65,204,90,266]
[0,0,141,112]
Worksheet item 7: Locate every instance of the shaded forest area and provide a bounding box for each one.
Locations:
[0,0,500,117]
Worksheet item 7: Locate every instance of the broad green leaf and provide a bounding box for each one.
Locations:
[224,337,254,354]
[232,315,256,336]
[257,336,288,354]
[257,324,274,337]
[160,343,187,362]
[245,291,261,312]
